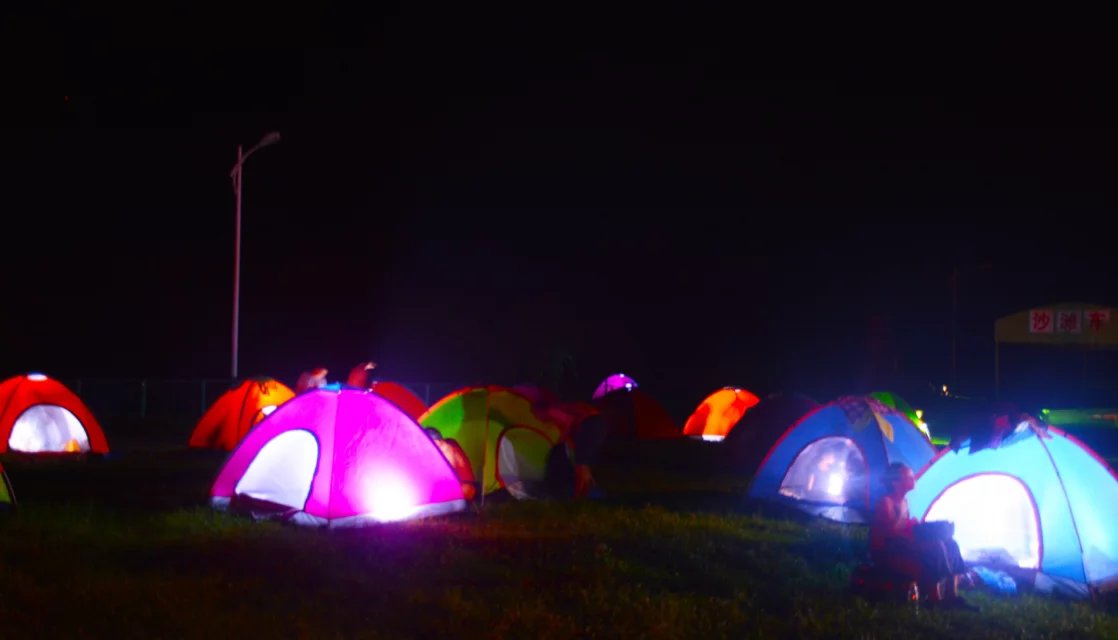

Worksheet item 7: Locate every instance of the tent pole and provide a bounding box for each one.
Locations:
[994,340,1000,399]
[951,266,959,390]
[480,387,490,510]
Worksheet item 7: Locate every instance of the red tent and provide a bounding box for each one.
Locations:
[594,386,680,439]
[0,373,109,454]
[369,381,427,420]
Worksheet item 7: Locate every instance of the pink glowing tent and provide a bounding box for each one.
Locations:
[210,387,467,526]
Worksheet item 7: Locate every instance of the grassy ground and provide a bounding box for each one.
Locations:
[0,442,1116,639]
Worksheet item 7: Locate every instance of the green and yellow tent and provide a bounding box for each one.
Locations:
[0,462,14,507]
[419,385,567,498]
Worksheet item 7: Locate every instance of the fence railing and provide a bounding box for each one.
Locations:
[62,378,462,427]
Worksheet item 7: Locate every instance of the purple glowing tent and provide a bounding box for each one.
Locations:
[211,387,467,527]
[591,373,639,400]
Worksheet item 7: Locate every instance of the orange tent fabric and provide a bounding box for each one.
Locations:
[683,387,761,440]
[189,378,295,451]
[0,373,109,454]
[369,381,427,420]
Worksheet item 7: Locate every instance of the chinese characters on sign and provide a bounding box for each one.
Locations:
[1030,309,1110,334]
[1088,309,1111,332]
[1057,311,1081,334]
[1029,309,1053,333]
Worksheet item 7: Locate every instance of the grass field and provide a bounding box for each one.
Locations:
[1,442,1116,639]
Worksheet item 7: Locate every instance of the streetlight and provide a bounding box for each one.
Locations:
[229,131,281,379]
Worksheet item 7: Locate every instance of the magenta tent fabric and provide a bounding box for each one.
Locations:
[591,373,639,400]
[211,388,467,527]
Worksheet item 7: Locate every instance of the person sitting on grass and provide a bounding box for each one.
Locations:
[870,462,979,611]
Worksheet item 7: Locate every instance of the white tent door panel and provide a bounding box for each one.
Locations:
[9,405,91,452]
[924,474,1040,569]
[497,427,550,500]
[778,436,867,505]
[235,430,319,509]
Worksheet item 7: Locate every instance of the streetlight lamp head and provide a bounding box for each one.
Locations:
[259,131,281,147]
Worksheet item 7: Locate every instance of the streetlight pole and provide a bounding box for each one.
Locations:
[951,265,959,391]
[230,131,281,379]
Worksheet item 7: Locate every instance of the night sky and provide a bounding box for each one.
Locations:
[5,16,1118,412]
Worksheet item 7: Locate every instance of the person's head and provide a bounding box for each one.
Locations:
[882,462,915,494]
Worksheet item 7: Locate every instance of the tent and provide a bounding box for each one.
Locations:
[723,391,820,471]
[426,430,478,501]
[0,373,109,454]
[189,377,295,451]
[0,462,14,507]
[511,383,562,406]
[592,384,680,440]
[419,385,568,499]
[749,395,936,523]
[512,383,598,433]
[870,390,932,442]
[682,387,761,441]
[210,387,466,526]
[369,380,427,420]
[907,419,1118,598]
[591,373,638,399]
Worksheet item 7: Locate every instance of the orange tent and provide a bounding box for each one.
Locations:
[189,378,295,451]
[0,373,109,454]
[369,380,427,420]
[683,387,761,441]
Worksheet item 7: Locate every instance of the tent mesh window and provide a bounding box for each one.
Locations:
[778,436,867,505]
[234,429,318,509]
[925,473,1040,569]
[9,405,91,452]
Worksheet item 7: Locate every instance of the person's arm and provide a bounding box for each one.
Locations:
[873,496,914,539]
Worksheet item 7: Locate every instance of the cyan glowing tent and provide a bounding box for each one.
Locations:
[748,395,936,523]
[419,385,567,499]
[683,387,761,441]
[907,418,1118,598]
[0,373,109,454]
[189,377,295,451]
[210,387,467,526]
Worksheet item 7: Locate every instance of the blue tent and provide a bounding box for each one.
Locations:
[908,419,1118,599]
[748,395,936,523]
